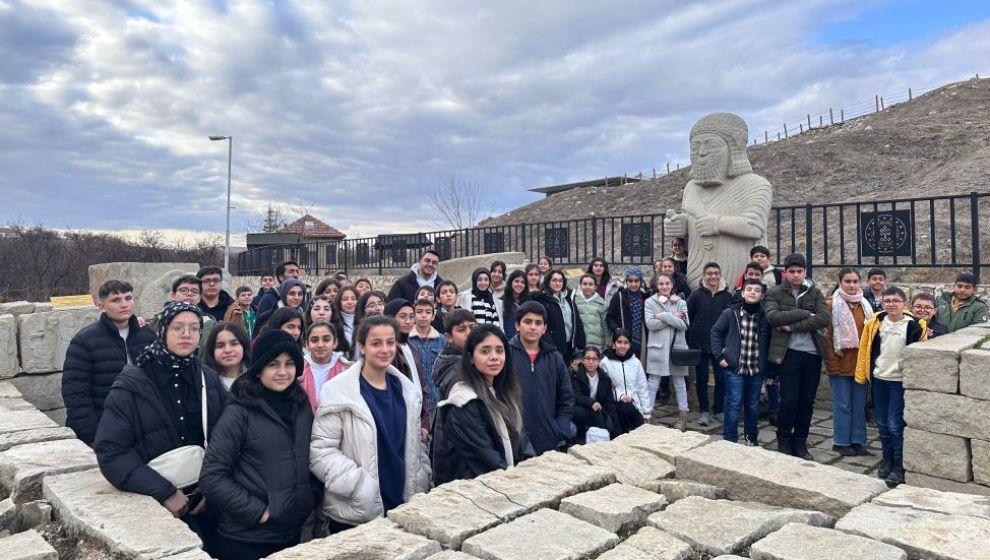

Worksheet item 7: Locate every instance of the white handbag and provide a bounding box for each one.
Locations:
[585,426,611,444]
[147,370,208,489]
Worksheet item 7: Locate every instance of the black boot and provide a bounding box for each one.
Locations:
[886,454,905,486]
[776,434,793,456]
[850,443,872,456]
[793,439,814,461]
[877,449,893,480]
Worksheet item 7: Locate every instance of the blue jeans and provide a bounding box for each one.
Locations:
[830,376,867,446]
[872,376,905,461]
[696,353,725,414]
[722,370,763,443]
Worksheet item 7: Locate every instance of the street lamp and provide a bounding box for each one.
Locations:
[209,135,232,272]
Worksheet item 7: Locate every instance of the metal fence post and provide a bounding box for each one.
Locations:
[805,203,814,277]
[972,191,982,281]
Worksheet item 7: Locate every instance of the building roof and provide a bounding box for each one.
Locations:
[277,214,346,239]
[529,176,642,197]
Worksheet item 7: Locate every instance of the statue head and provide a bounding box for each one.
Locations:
[689,112,752,186]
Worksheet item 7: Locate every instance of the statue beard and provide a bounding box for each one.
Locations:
[692,154,728,187]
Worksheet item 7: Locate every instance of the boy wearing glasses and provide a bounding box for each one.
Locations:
[910,293,948,339]
[149,275,216,360]
[855,286,927,486]
[196,266,233,322]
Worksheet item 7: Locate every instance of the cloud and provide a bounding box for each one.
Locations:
[1,0,988,239]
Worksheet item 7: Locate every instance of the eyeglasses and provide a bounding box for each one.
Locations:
[882,300,904,305]
[176,287,201,296]
[366,301,385,310]
[912,305,935,312]
[168,324,202,336]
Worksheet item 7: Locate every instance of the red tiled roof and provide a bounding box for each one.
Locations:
[277,214,345,238]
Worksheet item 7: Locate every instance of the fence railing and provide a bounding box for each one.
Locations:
[238,191,990,282]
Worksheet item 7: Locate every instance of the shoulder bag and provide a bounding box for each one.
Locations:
[668,311,700,367]
[147,370,208,489]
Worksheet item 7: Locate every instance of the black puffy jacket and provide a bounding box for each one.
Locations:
[531,290,586,362]
[94,362,227,503]
[508,336,574,455]
[570,367,620,438]
[686,284,733,353]
[200,391,321,545]
[62,314,156,444]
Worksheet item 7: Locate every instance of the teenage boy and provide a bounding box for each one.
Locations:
[223,286,256,337]
[855,286,926,485]
[687,262,733,426]
[432,308,476,401]
[408,298,446,417]
[150,275,216,358]
[388,249,444,302]
[432,280,459,333]
[735,246,781,289]
[911,292,948,339]
[256,260,303,319]
[732,262,779,424]
[509,301,575,455]
[251,274,277,311]
[196,266,233,322]
[711,279,770,445]
[863,268,887,311]
[764,253,831,461]
[62,280,156,444]
[935,272,989,332]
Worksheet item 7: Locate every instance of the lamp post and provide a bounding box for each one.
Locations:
[208,135,232,272]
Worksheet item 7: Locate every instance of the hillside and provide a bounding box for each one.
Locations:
[482,77,990,226]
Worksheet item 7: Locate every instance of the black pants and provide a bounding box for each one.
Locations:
[616,401,645,433]
[776,350,822,440]
[217,536,298,560]
[573,404,609,441]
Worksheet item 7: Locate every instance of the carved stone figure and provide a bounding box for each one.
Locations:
[664,113,773,286]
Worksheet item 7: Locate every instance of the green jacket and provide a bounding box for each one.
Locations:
[764,280,831,365]
[573,291,608,347]
[935,292,989,333]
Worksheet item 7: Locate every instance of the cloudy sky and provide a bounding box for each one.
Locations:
[2,0,988,242]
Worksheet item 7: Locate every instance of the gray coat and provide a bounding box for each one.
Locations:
[644,295,690,377]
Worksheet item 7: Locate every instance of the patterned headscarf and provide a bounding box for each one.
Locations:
[624,268,646,343]
[136,301,203,369]
[625,267,645,282]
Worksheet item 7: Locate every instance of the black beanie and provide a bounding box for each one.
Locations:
[247,330,305,378]
[384,298,413,317]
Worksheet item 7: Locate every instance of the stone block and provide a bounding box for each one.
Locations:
[43,469,202,559]
[9,373,64,412]
[0,439,98,503]
[647,496,830,557]
[0,497,14,530]
[596,526,692,560]
[905,472,990,497]
[388,482,520,549]
[903,428,972,482]
[836,502,990,560]
[460,508,619,560]
[960,349,990,400]
[0,381,22,399]
[676,440,887,517]
[17,499,53,531]
[873,485,990,519]
[473,454,614,514]
[159,550,212,560]
[611,423,711,463]
[559,483,667,534]
[0,529,57,560]
[17,308,101,374]
[31,304,52,314]
[652,479,728,502]
[904,390,990,440]
[268,518,439,559]
[0,315,19,379]
[42,409,65,426]
[0,302,35,316]
[568,441,675,489]
[0,398,34,411]
[89,262,199,320]
[750,522,906,560]
[973,440,990,486]
[0,408,59,435]
[901,334,983,394]
[424,553,479,560]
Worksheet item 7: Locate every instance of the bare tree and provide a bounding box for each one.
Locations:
[430,172,490,230]
[242,200,318,234]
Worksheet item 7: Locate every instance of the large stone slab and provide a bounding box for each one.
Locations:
[268,519,439,560]
[647,497,830,557]
[474,454,614,514]
[0,439,97,502]
[0,529,57,560]
[906,472,990,497]
[653,479,728,502]
[0,315,19,379]
[559,483,667,534]
[596,526,692,560]
[89,262,199,320]
[461,508,619,560]
[568,441,675,489]
[904,390,990,440]
[611,424,711,463]
[872,485,990,519]
[973,439,990,486]
[0,427,75,453]
[9,373,64,412]
[676,440,887,517]
[901,334,983,394]
[0,408,59,436]
[960,349,990,401]
[0,302,34,316]
[750,522,906,560]
[836,502,990,560]
[159,550,212,560]
[43,469,202,559]
[424,553,479,560]
[17,308,101,373]
[0,381,22,399]
[903,427,972,482]
[388,482,520,549]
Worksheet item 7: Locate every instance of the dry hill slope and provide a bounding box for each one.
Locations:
[483,77,990,226]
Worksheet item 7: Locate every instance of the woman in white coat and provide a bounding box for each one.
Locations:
[600,329,649,430]
[310,315,429,534]
[645,273,691,430]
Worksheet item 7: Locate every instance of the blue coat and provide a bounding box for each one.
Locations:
[710,304,772,377]
[508,336,574,455]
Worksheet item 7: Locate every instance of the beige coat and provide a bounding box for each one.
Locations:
[310,360,428,525]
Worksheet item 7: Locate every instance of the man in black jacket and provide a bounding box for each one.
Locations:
[62,280,156,444]
[686,262,733,426]
[387,250,443,302]
[508,301,575,455]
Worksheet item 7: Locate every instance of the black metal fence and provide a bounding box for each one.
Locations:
[237,191,990,282]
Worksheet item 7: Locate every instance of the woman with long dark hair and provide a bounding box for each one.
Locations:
[255,307,304,349]
[335,286,359,352]
[203,323,251,391]
[490,261,507,300]
[314,278,341,303]
[200,330,320,560]
[433,325,530,484]
[304,295,347,354]
[524,263,542,294]
[531,270,585,363]
[300,321,351,412]
[601,330,649,430]
[501,269,529,339]
[586,258,622,306]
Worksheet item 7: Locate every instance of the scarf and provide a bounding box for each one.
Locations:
[626,289,645,342]
[279,278,306,308]
[742,301,761,315]
[136,301,203,370]
[832,289,872,356]
[604,347,633,362]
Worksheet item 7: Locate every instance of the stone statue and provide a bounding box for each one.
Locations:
[664,113,773,287]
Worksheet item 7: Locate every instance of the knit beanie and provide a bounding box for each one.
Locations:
[247,329,304,378]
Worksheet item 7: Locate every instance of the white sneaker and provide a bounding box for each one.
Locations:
[698,412,711,426]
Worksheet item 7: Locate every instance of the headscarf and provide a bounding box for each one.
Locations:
[384,298,413,344]
[624,268,646,342]
[471,267,496,305]
[136,301,203,369]
[279,278,306,308]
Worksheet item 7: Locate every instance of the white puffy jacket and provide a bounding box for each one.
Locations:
[601,354,651,417]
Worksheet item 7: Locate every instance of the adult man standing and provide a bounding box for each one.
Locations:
[764,253,831,461]
[664,113,773,287]
[388,249,443,302]
[62,280,156,444]
[255,260,302,319]
[508,301,575,455]
[196,266,233,322]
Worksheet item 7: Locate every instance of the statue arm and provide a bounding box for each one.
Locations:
[716,215,765,239]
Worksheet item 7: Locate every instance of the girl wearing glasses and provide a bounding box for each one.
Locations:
[570,346,622,442]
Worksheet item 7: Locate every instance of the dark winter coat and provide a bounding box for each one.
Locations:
[605,288,648,341]
[199,290,235,323]
[531,290,586,362]
[764,280,831,364]
[200,391,321,545]
[62,313,156,444]
[94,362,227,503]
[508,335,574,455]
[251,287,275,312]
[387,270,443,303]
[570,368,621,438]
[432,346,462,402]
[710,304,772,377]
[686,283,733,353]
